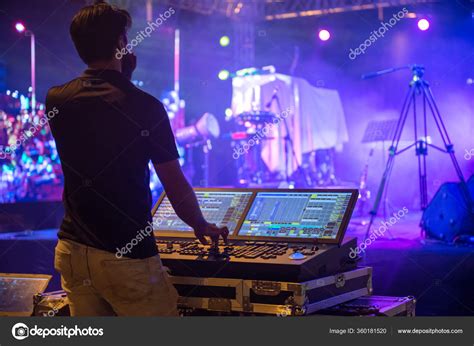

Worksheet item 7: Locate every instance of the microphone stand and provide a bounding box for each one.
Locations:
[267,91,301,185]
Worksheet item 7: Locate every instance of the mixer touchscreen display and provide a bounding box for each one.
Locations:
[153,191,253,234]
[237,191,353,239]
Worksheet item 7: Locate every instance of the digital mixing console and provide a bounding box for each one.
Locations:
[152,188,359,282]
[155,237,357,281]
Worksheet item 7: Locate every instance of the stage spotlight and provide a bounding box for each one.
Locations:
[417,19,430,31]
[318,29,330,41]
[219,35,230,47]
[218,69,230,81]
[15,22,26,33]
[14,21,36,116]
[225,108,233,120]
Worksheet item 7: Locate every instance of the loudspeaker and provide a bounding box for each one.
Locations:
[421,180,474,242]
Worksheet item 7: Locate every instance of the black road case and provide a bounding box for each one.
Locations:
[173,266,373,316]
[316,295,416,316]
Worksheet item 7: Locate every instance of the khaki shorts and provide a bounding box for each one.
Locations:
[54,238,179,316]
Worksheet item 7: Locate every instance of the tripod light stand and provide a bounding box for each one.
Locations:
[362,65,473,241]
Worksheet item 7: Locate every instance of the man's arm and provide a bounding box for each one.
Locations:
[153,159,229,245]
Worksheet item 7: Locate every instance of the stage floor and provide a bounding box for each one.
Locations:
[348,212,474,316]
[0,211,472,316]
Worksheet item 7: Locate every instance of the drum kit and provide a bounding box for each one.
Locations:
[230,110,277,185]
[230,110,317,187]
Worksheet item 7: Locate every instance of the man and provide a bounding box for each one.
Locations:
[46,1,228,316]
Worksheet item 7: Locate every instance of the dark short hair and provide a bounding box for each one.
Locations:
[70,1,131,64]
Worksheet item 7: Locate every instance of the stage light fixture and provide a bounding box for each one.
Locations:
[218,69,230,81]
[219,35,230,47]
[14,21,36,116]
[225,108,233,120]
[15,22,26,33]
[318,29,330,41]
[417,19,430,31]
[175,112,220,146]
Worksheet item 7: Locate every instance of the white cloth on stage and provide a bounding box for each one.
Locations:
[231,73,349,175]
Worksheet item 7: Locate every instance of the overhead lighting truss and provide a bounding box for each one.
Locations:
[154,0,437,20]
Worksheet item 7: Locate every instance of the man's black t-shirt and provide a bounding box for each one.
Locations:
[46,68,179,259]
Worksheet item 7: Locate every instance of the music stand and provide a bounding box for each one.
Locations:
[362,119,398,143]
[353,119,398,234]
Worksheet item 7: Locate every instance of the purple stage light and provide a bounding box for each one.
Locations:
[15,22,26,33]
[318,29,330,41]
[417,19,430,31]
